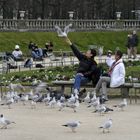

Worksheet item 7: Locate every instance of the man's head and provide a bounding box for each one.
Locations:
[115,50,123,61]
[85,49,97,58]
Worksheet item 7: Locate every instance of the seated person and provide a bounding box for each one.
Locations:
[64,37,100,95]
[94,50,125,101]
[43,42,49,57]
[12,45,23,61]
[48,41,53,52]
[31,45,43,60]
[28,41,35,50]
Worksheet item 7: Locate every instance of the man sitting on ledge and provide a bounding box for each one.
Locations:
[94,50,125,101]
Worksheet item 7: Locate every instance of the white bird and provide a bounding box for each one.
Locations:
[99,118,112,133]
[54,23,72,37]
[62,120,81,132]
[1,97,14,109]
[57,100,66,111]
[0,114,16,129]
[88,97,100,109]
[84,92,91,103]
[49,97,56,108]
[30,100,37,109]
[66,100,79,112]
[20,94,29,105]
[91,91,97,102]
[68,94,76,104]
[42,93,51,105]
[113,98,127,111]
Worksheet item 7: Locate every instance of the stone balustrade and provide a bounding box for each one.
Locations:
[0,19,140,31]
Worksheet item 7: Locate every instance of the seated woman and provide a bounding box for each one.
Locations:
[31,45,43,60]
[64,37,100,95]
[12,45,23,61]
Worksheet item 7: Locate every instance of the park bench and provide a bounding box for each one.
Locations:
[52,80,134,103]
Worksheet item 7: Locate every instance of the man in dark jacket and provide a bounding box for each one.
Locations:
[65,37,100,95]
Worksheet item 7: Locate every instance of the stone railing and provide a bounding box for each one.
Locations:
[0,19,140,31]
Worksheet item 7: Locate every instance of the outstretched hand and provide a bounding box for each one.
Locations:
[65,37,72,46]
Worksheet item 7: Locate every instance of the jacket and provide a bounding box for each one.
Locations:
[70,44,98,82]
[106,56,125,87]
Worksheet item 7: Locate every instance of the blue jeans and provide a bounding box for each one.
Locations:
[73,73,90,91]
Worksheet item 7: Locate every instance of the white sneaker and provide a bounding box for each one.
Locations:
[74,89,79,95]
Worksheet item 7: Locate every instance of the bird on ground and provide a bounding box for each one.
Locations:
[1,97,14,109]
[57,100,66,111]
[84,92,91,103]
[66,99,79,112]
[54,24,72,37]
[62,120,81,133]
[99,118,112,133]
[113,98,127,111]
[0,114,16,129]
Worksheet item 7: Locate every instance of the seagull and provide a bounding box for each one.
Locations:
[99,118,112,133]
[113,98,127,111]
[1,97,14,109]
[20,94,29,105]
[30,100,37,109]
[0,114,16,129]
[62,120,81,132]
[42,93,51,105]
[57,100,66,111]
[84,92,91,103]
[49,97,56,108]
[54,23,72,37]
[66,99,79,112]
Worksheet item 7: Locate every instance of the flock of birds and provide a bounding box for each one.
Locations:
[0,81,128,134]
[0,24,128,134]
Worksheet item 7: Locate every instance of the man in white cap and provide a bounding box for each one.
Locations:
[12,45,23,61]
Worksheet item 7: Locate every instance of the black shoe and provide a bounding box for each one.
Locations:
[99,96,109,104]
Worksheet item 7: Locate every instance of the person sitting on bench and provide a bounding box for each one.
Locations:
[94,50,125,101]
[65,37,100,95]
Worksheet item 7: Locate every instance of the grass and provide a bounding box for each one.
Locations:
[0,31,139,55]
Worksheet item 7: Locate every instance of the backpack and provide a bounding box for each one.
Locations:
[91,66,102,85]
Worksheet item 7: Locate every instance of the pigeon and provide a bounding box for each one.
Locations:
[54,24,72,37]
[0,114,16,129]
[99,118,112,133]
[62,120,81,132]
[113,98,127,111]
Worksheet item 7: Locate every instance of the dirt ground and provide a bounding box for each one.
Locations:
[0,98,140,140]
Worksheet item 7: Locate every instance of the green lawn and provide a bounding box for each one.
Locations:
[0,31,139,55]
